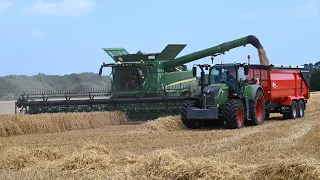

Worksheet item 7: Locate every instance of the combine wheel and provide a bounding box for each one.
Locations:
[283,100,298,119]
[180,100,204,129]
[297,100,305,118]
[247,89,265,126]
[222,99,244,129]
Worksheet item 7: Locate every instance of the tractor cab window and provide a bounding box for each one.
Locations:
[237,67,248,82]
[209,66,237,90]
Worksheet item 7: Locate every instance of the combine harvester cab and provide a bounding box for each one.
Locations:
[181,60,310,129]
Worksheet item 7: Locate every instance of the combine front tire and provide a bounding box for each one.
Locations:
[181,100,204,129]
[222,99,244,129]
[247,89,265,126]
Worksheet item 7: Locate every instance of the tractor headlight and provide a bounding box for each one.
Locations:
[203,86,221,97]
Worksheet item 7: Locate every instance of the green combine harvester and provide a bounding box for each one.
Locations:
[15,35,268,121]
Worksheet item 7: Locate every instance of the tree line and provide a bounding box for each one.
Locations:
[0,66,320,101]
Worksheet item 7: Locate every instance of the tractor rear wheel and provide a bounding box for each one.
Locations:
[247,89,265,126]
[222,99,244,129]
[180,100,204,129]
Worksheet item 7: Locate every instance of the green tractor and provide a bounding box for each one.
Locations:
[181,63,265,129]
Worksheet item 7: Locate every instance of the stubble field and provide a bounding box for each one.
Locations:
[0,94,319,179]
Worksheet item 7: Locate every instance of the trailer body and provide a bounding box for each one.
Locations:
[248,64,310,118]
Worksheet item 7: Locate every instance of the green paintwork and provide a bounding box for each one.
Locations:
[243,85,254,100]
[102,48,129,62]
[163,36,253,70]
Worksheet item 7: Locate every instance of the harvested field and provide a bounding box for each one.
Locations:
[0,94,319,179]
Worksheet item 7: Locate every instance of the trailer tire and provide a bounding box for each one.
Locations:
[298,100,305,118]
[180,100,204,129]
[247,89,265,126]
[283,100,298,119]
[222,99,244,129]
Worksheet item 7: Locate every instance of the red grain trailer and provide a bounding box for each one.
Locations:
[248,64,310,119]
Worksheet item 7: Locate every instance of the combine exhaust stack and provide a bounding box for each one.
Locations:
[15,35,270,121]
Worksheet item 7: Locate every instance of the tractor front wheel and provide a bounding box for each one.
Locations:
[222,99,244,129]
[181,100,204,129]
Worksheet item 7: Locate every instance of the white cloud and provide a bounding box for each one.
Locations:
[0,1,13,13]
[24,0,96,17]
[32,30,43,38]
[288,0,320,19]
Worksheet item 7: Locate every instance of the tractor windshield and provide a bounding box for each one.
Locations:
[112,65,147,91]
[209,66,237,90]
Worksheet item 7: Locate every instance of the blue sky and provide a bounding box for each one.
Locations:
[0,0,319,76]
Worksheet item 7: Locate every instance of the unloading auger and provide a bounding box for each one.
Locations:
[15,35,269,121]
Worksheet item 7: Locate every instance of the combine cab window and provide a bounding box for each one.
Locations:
[112,66,147,91]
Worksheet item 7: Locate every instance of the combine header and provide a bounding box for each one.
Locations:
[15,35,271,121]
[181,61,310,129]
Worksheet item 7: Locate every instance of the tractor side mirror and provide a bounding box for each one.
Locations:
[192,66,197,77]
[244,66,249,75]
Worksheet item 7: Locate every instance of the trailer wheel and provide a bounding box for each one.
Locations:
[298,100,305,118]
[222,99,244,129]
[180,100,204,129]
[283,100,298,119]
[247,89,265,126]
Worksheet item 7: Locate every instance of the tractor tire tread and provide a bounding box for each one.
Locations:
[180,100,203,129]
[222,99,244,129]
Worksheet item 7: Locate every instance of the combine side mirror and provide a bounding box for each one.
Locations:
[192,66,197,77]
[244,66,249,75]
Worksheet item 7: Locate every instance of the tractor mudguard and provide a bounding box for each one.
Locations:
[244,84,264,101]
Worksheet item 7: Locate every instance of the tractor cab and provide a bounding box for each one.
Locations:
[207,63,249,95]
